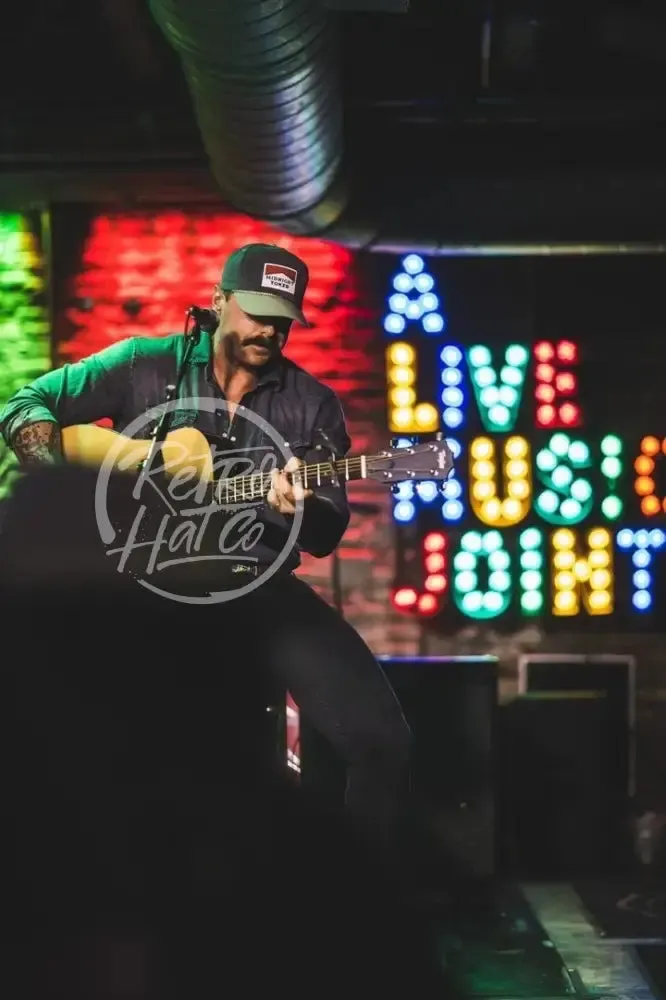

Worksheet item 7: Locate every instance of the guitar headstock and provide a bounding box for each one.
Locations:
[367,435,455,484]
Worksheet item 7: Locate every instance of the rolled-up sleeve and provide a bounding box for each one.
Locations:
[0,339,136,447]
[296,391,352,558]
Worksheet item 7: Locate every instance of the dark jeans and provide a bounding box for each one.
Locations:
[5,552,410,889]
[233,572,412,854]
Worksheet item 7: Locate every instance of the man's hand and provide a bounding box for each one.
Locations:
[267,457,313,515]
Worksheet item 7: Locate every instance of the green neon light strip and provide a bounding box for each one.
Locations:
[600,434,623,520]
[0,212,51,499]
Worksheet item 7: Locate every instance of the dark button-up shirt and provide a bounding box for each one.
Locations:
[0,333,352,574]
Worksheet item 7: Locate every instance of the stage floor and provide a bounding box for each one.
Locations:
[429,880,663,1000]
[10,877,666,997]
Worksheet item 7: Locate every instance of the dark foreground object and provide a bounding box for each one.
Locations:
[0,467,445,998]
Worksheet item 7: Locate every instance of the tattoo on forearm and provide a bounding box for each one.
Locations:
[12,422,63,467]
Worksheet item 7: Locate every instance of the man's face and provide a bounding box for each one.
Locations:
[214,290,291,371]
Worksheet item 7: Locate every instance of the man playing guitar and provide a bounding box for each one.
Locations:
[1,242,417,862]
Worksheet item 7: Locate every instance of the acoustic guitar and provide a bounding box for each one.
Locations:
[61,423,455,503]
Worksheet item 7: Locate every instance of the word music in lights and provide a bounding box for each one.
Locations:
[469,436,532,527]
[384,253,666,625]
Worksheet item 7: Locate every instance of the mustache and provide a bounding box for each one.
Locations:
[242,336,277,350]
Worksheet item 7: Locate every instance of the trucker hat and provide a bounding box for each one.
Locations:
[221,243,311,326]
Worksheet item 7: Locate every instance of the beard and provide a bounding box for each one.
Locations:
[230,333,281,371]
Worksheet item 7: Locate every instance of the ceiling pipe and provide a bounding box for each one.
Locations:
[147,0,347,234]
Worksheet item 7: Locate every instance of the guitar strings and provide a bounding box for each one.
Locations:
[211,446,447,506]
[215,456,368,503]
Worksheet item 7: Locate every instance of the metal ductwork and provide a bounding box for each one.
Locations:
[147,0,347,233]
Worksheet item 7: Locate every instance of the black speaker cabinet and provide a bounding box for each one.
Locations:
[299,656,499,882]
[518,654,636,798]
[501,690,630,877]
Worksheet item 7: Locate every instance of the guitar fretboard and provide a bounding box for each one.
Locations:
[214,454,370,506]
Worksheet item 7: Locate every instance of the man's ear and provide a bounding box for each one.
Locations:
[211,285,225,317]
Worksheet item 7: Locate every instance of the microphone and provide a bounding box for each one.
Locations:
[186,305,219,333]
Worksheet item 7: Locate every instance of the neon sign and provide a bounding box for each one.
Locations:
[386,254,665,622]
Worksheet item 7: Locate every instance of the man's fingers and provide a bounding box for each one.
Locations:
[267,490,296,513]
[269,468,291,498]
[267,461,313,512]
[267,469,280,509]
[267,468,307,512]
[287,478,313,503]
[284,456,305,498]
[283,457,313,501]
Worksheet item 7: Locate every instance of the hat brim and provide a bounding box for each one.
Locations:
[232,290,311,327]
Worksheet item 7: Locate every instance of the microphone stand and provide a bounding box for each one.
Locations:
[136,307,204,490]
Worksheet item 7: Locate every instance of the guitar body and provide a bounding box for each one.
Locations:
[61,424,215,482]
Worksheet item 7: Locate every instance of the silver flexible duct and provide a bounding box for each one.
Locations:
[148,0,347,232]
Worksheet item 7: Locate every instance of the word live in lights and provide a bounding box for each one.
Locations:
[382,253,666,623]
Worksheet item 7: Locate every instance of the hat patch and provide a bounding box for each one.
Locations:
[261,262,298,296]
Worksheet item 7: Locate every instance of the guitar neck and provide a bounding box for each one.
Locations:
[214,454,370,505]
